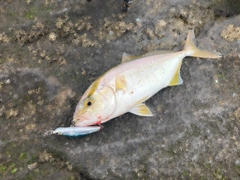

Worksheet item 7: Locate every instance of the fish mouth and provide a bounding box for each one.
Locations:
[72,118,101,127]
[72,115,90,126]
[73,120,90,127]
[72,116,100,127]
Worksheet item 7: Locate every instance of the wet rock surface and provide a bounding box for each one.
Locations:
[0,0,240,179]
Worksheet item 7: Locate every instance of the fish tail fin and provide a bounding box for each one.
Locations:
[184,30,222,59]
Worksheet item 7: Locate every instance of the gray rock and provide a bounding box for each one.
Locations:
[0,0,239,179]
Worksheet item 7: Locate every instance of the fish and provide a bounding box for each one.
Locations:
[70,30,221,130]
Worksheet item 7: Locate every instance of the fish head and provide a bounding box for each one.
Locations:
[72,85,116,127]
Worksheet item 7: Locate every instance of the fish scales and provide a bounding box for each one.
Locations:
[101,52,186,121]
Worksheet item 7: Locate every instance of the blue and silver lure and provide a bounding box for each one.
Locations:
[51,126,101,136]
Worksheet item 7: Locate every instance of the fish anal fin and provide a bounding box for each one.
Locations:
[115,74,127,92]
[129,103,153,117]
[168,61,183,86]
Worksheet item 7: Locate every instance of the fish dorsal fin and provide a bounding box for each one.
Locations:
[168,61,183,86]
[129,103,153,117]
[121,50,175,63]
[121,52,141,63]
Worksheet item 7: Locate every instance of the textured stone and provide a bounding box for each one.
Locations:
[0,0,239,179]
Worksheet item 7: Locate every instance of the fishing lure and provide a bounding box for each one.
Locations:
[52,126,101,136]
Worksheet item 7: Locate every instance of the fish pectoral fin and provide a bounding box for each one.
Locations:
[115,74,127,92]
[129,103,154,117]
[168,61,183,86]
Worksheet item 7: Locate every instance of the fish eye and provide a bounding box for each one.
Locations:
[87,101,92,106]
[84,97,94,107]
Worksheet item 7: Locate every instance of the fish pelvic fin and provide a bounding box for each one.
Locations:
[168,60,183,86]
[129,103,154,117]
[184,30,222,59]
